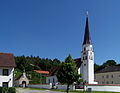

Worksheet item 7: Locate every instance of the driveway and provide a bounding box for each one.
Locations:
[16,88,65,93]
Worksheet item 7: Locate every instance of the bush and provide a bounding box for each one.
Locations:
[2,87,8,93]
[0,87,16,93]
[0,87,2,92]
[8,87,16,93]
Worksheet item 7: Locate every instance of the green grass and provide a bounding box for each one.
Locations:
[16,87,118,93]
[25,87,49,91]
[71,91,117,93]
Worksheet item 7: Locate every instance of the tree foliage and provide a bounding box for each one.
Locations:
[57,55,80,93]
[14,55,61,84]
[15,55,61,72]
[102,60,116,67]
[95,60,117,72]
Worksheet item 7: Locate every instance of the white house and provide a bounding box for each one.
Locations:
[46,67,59,84]
[0,53,16,87]
[46,14,97,84]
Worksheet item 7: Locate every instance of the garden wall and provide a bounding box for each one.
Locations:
[86,84,120,92]
[28,84,74,90]
[28,84,120,92]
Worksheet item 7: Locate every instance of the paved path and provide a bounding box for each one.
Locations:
[16,88,65,93]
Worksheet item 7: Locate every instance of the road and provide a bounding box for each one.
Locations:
[16,88,65,93]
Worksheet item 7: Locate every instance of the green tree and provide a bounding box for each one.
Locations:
[94,63,100,72]
[102,60,117,67]
[57,55,80,93]
[94,60,117,72]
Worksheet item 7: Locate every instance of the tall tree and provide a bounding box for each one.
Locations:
[57,55,80,93]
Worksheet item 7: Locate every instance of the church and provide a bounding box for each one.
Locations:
[46,14,97,84]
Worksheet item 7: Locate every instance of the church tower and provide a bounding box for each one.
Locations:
[80,13,97,84]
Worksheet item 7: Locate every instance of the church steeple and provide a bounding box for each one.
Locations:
[83,13,92,45]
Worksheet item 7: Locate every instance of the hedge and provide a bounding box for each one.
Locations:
[0,87,16,93]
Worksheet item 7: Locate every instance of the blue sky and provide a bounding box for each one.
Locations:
[0,0,120,64]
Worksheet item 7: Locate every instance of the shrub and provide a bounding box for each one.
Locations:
[8,87,16,93]
[0,87,2,93]
[0,87,16,93]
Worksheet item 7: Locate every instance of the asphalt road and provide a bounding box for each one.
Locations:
[16,88,65,93]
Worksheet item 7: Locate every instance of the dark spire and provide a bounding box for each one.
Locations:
[83,13,92,45]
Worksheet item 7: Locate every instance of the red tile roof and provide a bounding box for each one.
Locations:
[48,66,60,76]
[34,70,49,74]
[0,53,16,67]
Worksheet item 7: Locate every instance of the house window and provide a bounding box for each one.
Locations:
[85,56,87,60]
[106,81,109,84]
[3,69,9,76]
[3,82,8,87]
[111,75,113,78]
[102,76,104,78]
[53,78,55,83]
[106,75,109,78]
[49,79,50,83]
[111,81,113,84]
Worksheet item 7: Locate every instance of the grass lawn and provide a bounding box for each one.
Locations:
[71,91,117,93]
[17,87,118,93]
[52,90,118,93]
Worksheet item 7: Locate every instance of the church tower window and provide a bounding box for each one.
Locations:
[84,47,86,51]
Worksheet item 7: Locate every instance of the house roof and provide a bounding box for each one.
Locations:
[47,66,60,77]
[34,70,49,74]
[95,65,120,74]
[0,53,16,67]
[15,72,28,81]
[15,74,23,80]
